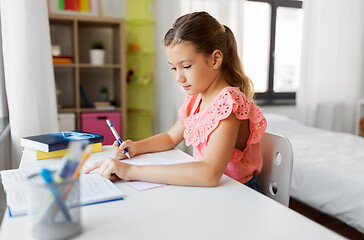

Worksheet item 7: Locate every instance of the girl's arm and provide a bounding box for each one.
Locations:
[133,120,185,154]
[86,114,240,187]
[110,120,185,159]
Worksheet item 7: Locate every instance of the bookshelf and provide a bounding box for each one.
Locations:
[49,14,127,139]
[125,0,155,140]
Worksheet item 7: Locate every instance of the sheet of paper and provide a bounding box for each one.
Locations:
[118,152,193,191]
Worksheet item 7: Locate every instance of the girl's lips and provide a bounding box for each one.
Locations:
[182,85,191,90]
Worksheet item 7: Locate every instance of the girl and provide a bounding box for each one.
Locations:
[85,11,267,191]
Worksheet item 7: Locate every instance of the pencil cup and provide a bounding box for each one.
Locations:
[25,177,82,240]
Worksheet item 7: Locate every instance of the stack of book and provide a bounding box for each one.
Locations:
[93,101,115,110]
[53,56,73,64]
[21,130,104,160]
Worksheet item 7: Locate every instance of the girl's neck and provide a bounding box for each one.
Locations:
[199,74,230,111]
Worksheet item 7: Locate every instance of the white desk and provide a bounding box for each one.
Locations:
[0,147,344,239]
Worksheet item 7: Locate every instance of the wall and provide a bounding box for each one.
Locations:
[260,105,298,120]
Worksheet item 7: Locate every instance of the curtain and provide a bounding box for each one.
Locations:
[0,0,58,168]
[154,0,245,153]
[296,0,364,133]
[180,0,245,55]
[0,11,10,171]
[154,0,183,134]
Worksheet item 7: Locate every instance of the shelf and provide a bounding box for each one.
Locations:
[58,108,77,112]
[49,14,124,23]
[125,19,155,26]
[127,109,153,115]
[80,108,122,112]
[50,15,127,139]
[127,51,155,56]
[78,63,122,69]
[54,63,76,68]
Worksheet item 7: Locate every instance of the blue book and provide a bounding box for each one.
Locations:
[21,130,104,152]
[80,85,92,108]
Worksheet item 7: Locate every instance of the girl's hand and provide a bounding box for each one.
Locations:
[84,158,134,181]
[111,139,137,160]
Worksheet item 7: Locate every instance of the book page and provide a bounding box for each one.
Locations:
[0,167,124,217]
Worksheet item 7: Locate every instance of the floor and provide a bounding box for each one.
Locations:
[289,198,364,240]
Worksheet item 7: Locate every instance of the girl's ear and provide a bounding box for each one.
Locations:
[211,50,223,69]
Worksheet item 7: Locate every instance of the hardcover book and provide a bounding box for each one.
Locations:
[21,131,104,152]
[23,142,102,160]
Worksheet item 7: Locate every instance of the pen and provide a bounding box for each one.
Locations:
[106,119,130,159]
[72,144,94,179]
[39,168,72,222]
[46,145,94,221]
[57,141,86,182]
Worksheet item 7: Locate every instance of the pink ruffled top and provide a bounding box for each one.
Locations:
[178,86,267,183]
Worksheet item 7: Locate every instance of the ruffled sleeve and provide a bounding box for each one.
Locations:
[184,87,267,148]
[178,94,199,126]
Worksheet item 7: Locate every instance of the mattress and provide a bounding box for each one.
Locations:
[264,113,364,233]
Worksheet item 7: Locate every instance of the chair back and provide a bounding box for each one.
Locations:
[258,132,293,206]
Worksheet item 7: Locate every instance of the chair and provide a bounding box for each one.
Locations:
[258,132,293,207]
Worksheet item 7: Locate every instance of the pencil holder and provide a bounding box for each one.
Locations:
[25,176,82,240]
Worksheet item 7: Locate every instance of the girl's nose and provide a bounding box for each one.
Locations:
[176,71,185,83]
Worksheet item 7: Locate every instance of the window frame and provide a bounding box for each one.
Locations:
[246,0,303,105]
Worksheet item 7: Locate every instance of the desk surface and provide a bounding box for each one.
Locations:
[0,147,344,239]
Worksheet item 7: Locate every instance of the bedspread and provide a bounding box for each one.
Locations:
[265,113,364,233]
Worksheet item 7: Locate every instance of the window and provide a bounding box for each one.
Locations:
[243,0,303,104]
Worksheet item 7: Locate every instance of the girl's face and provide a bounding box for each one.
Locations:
[165,41,219,95]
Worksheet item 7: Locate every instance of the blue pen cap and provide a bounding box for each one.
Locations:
[39,168,54,183]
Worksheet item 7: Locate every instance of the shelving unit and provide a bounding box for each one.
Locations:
[125,0,155,140]
[49,14,127,139]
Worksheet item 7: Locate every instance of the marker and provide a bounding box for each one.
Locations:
[106,119,130,159]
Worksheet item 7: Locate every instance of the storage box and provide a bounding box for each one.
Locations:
[81,112,121,145]
[58,113,76,131]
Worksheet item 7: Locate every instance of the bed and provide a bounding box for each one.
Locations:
[264,113,364,235]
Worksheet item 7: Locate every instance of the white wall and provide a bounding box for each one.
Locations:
[260,105,297,120]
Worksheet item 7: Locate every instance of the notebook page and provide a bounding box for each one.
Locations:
[119,152,193,191]
[0,167,124,217]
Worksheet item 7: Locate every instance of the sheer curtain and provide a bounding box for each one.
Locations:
[154,0,183,134]
[0,0,58,168]
[296,0,364,133]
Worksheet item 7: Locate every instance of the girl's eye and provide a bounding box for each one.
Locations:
[170,67,177,71]
[184,65,191,69]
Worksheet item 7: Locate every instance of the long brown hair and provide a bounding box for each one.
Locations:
[163,11,255,101]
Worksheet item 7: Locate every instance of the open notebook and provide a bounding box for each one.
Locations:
[84,149,195,191]
[0,166,124,217]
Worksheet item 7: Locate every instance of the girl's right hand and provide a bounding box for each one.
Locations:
[111,139,137,160]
